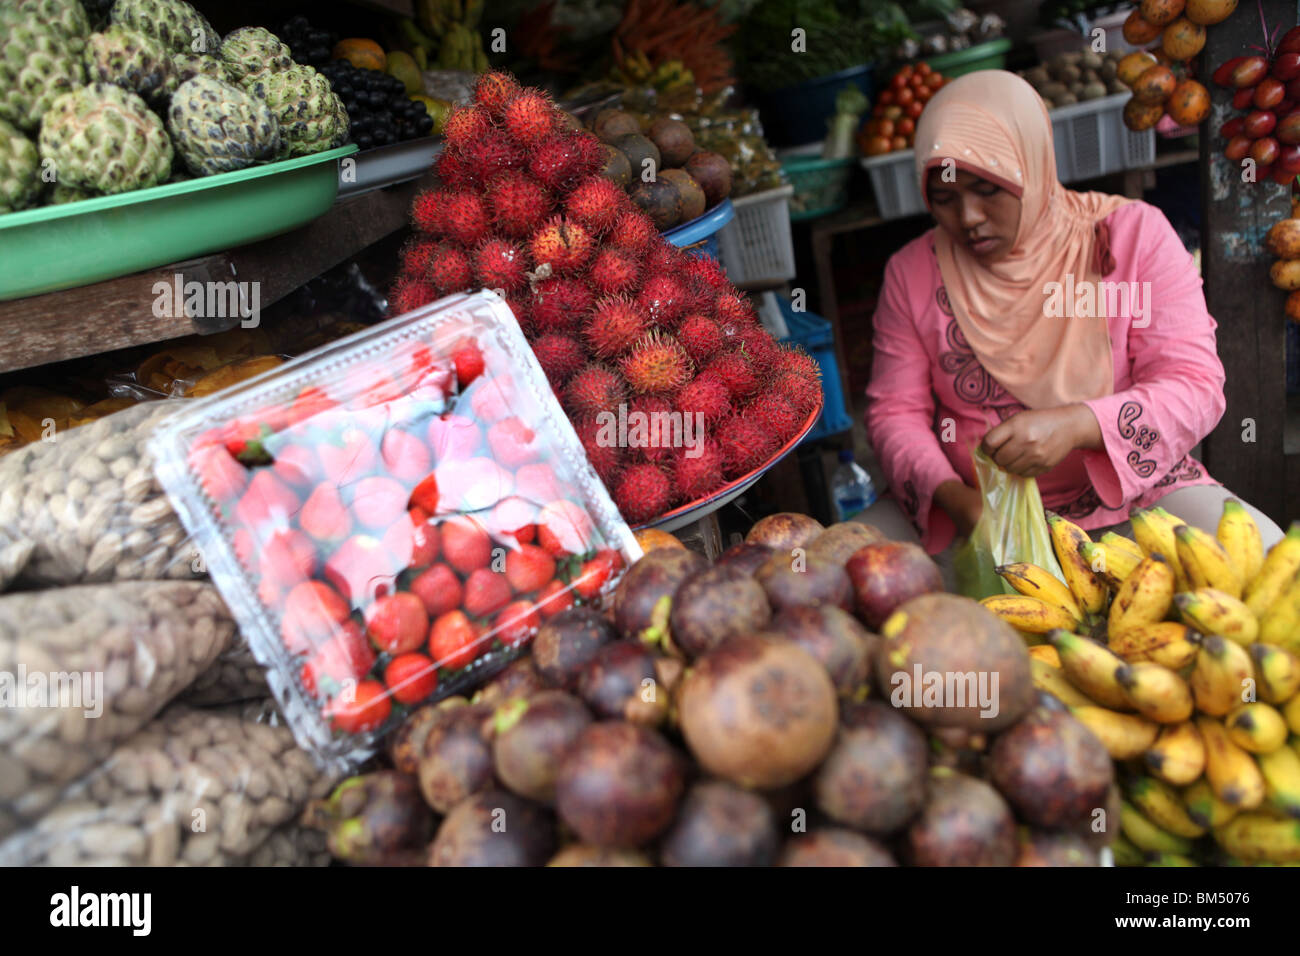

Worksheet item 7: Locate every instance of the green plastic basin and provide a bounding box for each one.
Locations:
[0,144,358,301]
[922,38,1013,78]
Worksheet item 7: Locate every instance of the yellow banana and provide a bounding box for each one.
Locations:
[1046,511,1108,616]
[980,595,1079,635]
[1110,834,1145,866]
[1225,702,1289,754]
[1143,720,1205,785]
[1032,658,1097,709]
[1108,555,1175,634]
[1107,622,1200,670]
[1120,800,1194,854]
[1144,852,1200,866]
[1257,743,1300,816]
[1198,715,1266,809]
[1124,772,1208,837]
[1116,662,1195,724]
[1175,523,1244,599]
[1027,644,1062,668]
[1244,522,1300,618]
[1071,705,1159,759]
[996,563,1084,622]
[1082,540,1143,590]
[1287,695,1300,735]
[1052,631,1133,710]
[1218,498,1264,584]
[1102,530,1146,564]
[1189,634,1255,716]
[1183,778,1240,829]
[1131,506,1191,592]
[1174,588,1258,645]
[1258,575,1300,653]
[1213,813,1300,862]
[1251,642,1300,705]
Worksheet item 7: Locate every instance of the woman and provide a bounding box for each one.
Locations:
[861,70,1283,556]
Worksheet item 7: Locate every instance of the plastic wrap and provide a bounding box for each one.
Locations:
[178,630,269,707]
[0,581,234,838]
[151,290,641,774]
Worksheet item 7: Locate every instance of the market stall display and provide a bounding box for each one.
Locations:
[1212,26,1300,183]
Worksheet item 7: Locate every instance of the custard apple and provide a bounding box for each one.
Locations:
[11,0,91,54]
[219,27,294,83]
[83,26,171,102]
[109,0,220,56]
[0,15,87,132]
[39,83,172,194]
[162,51,230,95]
[0,119,43,213]
[242,65,349,159]
[168,75,279,176]
[49,181,99,203]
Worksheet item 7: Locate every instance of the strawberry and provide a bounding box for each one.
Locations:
[271,442,319,491]
[233,470,301,534]
[435,456,514,512]
[427,414,482,462]
[346,362,405,410]
[382,506,439,569]
[325,678,391,734]
[317,427,379,487]
[299,482,352,545]
[487,417,540,468]
[381,428,433,484]
[504,543,556,594]
[440,516,492,574]
[452,341,486,387]
[467,374,515,423]
[217,419,266,458]
[486,496,538,546]
[411,563,463,618]
[428,609,483,670]
[350,475,409,530]
[493,601,541,648]
[189,443,248,503]
[300,621,375,699]
[409,473,439,514]
[462,567,512,618]
[383,652,438,705]
[535,579,573,619]
[515,463,562,502]
[572,550,618,600]
[233,527,258,572]
[536,499,595,557]
[287,385,339,426]
[261,528,318,591]
[280,580,351,654]
[365,593,430,655]
[324,534,403,608]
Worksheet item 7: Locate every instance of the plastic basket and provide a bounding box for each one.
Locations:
[783,156,855,221]
[716,184,797,285]
[775,296,852,442]
[859,149,926,221]
[753,63,876,148]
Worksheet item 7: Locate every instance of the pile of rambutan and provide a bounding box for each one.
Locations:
[390,71,823,526]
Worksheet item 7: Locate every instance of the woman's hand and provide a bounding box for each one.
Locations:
[981,405,1103,477]
[936,480,983,537]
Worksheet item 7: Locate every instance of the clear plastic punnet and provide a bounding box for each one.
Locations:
[151,291,642,773]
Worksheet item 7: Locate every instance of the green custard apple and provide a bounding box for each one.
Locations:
[39,83,173,194]
[109,0,220,56]
[163,51,231,96]
[11,0,91,55]
[168,75,280,176]
[83,25,172,102]
[0,119,43,213]
[0,15,87,132]
[219,26,294,83]
[48,182,100,203]
[242,64,349,159]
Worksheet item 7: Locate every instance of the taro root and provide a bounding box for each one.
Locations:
[660,169,704,221]
[547,844,652,866]
[669,563,772,658]
[630,176,682,229]
[302,771,433,864]
[714,541,774,576]
[555,721,686,848]
[416,704,495,814]
[779,829,897,867]
[472,657,544,708]
[599,144,633,188]
[613,548,707,645]
[745,512,824,552]
[532,608,618,689]
[428,790,556,866]
[768,605,873,695]
[577,640,667,726]
[592,109,640,142]
[873,592,1034,733]
[903,768,1018,866]
[1016,830,1099,867]
[812,701,927,835]
[988,706,1113,829]
[806,522,886,565]
[685,149,732,206]
[678,633,837,789]
[648,116,696,166]
[846,541,944,629]
[491,691,592,804]
[755,552,853,613]
[660,780,779,867]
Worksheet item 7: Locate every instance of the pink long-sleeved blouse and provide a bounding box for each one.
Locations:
[865,200,1224,554]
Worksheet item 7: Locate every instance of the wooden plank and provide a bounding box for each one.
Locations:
[1198,0,1293,526]
[0,172,433,375]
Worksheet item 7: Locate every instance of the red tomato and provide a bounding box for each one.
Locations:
[1251,135,1280,166]
[1232,87,1256,110]
[916,86,933,102]
[882,105,904,120]
[1212,56,1245,88]
[383,653,438,705]
[897,117,916,136]
[916,62,932,76]
[878,90,895,106]
[891,73,908,90]
[909,72,926,88]
[1224,134,1253,161]
[890,135,908,151]
[1277,144,1300,173]
[1220,116,1244,138]
[1232,56,1270,89]
[326,679,391,734]
[1254,78,1285,110]
[1243,110,1278,138]
[895,85,914,106]
[1274,52,1300,81]
[906,100,924,119]
[876,118,895,138]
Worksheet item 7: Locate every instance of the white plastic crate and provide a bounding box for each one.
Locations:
[860,93,1156,220]
[716,184,797,285]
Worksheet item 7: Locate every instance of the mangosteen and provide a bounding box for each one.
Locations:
[847,541,945,629]
[779,829,897,866]
[768,605,873,696]
[389,697,466,775]
[806,522,886,566]
[592,108,641,142]
[416,703,495,814]
[629,176,682,230]
[577,640,666,726]
[988,706,1113,830]
[746,512,824,551]
[428,790,556,866]
[812,701,928,835]
[532,607,618,689]
[755,552,853,613]
[599,143,632,188]
[614,132,662,178]
[903,768,1019,866]
[659,168,705,221]
[648,116,697,167]
[612,547,707,645]
[303,771,433,864]
[659,780,780,867]
[491,691,593,804]
[685,149,732,206]
[547,844,652,866]
[669,564,772,658]
[472,657,544,708]
[1016,830,1100,867]
[715,541,775,575]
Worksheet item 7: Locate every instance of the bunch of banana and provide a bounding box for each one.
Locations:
[610,50,656,86]
[414,0,489,73]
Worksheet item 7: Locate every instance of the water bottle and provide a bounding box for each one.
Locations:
[831,449,877,522]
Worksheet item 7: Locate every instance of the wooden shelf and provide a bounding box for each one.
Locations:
[0,171,433,375]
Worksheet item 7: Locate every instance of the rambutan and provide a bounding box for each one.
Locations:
[674,370,732,425]
[410,189,445,234]
[613,463,675,526]
[434,149,472,189]
[474,71,521,117]
[505,295,533,332]
[608,211,659,253]
[566,176,630,235]
[443,105,491,151]
[530,276,595,334]
[736,324,780,372]
[676,313,723,365]
[474,238,528,293]
[563,364,627,420]
[627,393,676,466]
[388,277,437,316]
[570,131,608,181]
[718,412,779,478]
[771,344,821,380]
[716,291,756,326]
[585,295,648,357]
[683,254,731,292]
[528,134,584,193]
[771,370,823,416]
[588,247,640,297]
[746,393,803,444]
[400,238,439,278]
[645,244,686,277]
[679,276,715,315]
[673,440,727,501]
[501,90,558,146]
[620,332,693,394]
[428,243,474,294]
[465,130,525,184]
[440,190,490,246]
[529,216,594,274]
[707,350,760,400]
[637,275,689,328]
[531,333,586,389]
[576,417,623,486]
[487,171,552,239]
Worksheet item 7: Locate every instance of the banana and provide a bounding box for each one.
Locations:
[1225,702,1290,753]
[1198,715,1267,809]
[1144,852,1200,866]
[1175,524,1244,599]
[1189,634,1255,716]
[1110,834,1146,867]
[1108,555,1175,634]
[1125,772,1208,837]
[1131,506,1190,591]
[1258,575,1300,653]
[1183,778,1240,829]
[1102,530,1146,564]
[1032,658,1097,709]
[996,563,1084,622]
[1027,644,1062,668]
[1287,695,1300,735]
[1052,631,1133,710]
[1116,662,1195,724]
[1218,498,1265,584]
[1107,622,1199,670]
[1244,522,1300,619]
[1046,512,1108,616]
[1174,588,1258,645]
[1143,720,1206,785]
[1257,743,1300,816]
[1213,813,1300,862]
[979,595,1079,635]
[1071,705,1159,759]
[1082,540,1142,590]
[1120,800,1194,854]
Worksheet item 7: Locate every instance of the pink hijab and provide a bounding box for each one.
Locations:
[913,70,1130,409]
